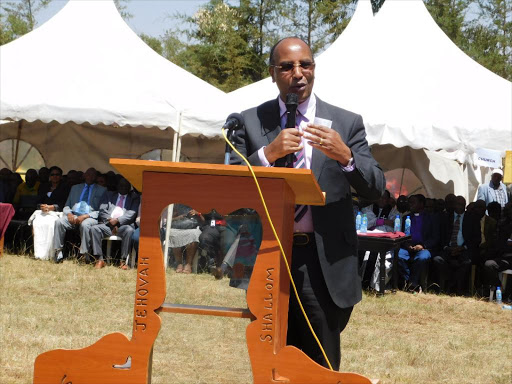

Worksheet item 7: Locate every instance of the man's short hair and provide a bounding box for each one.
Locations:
[414,194,426,206]
[268,36,311,65]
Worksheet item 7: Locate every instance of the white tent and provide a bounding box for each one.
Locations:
[227,0,512,199]
[0,0,226,171]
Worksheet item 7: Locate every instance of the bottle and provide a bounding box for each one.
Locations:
[502,305,512,310]
[394,215,401,233]
[355,211,362,231]
[496,286,502,305]
[361,214,368,233]
[404,216,411,235]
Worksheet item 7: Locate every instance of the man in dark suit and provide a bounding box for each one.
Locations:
[433,196,480,295]
[90,177,140,269]
[229,37,385,370]
[54,167,107,262]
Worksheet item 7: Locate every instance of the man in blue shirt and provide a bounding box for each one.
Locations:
[53,168,106,262]
[477,169,508,209]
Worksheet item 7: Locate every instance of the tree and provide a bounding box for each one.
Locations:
[468,0,511,80]
[114,0,132,21]
[139,33,163,55]
[162,0,264,91]
[425,0,511,80]
[279,0,356,54]
[0,0,52,45]
[238,0,281,74]
[424,0,469,46]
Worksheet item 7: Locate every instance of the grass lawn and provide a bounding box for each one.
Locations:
[1,253,511,384]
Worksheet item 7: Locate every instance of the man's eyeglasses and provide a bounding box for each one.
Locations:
[270,61,315,73]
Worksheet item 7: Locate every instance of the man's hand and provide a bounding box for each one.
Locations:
[109,218,119,227]
[67,213,76,225]
[412,244,424,252]
[76,214,89,224]
[264,128,303,164]
[304,124,352,165]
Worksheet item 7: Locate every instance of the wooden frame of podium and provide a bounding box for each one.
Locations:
[33,159,378,384]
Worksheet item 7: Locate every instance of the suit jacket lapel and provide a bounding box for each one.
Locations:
[311,96,331,179]
[261,97,281,145]
[260,97,285,167]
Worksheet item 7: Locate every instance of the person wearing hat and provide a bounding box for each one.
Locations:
[477,169,508,208]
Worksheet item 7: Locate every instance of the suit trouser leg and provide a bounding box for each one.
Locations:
[79,218,98,254]
[90,224,112,258]
[54,216,73,251]
[287,243,353,371]
[117,225,135,258]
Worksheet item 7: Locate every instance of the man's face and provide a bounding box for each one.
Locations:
[473,201,486,218]
[269,38,315,103]
[397,196,409,212]
[491,173,502,185]
[117,178,131,196]
[84,168,97,185]
[409,196,423,214]
[25,169,38,187]
[454,197,466,215]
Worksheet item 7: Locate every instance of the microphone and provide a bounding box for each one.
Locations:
[223,113,245,131]
[223,113,245,165]
[285,93,299,166]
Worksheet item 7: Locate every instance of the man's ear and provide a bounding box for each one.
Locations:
[269,66,275,83]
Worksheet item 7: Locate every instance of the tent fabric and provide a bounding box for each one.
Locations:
[0,0,225,136]
[227,0,511,159]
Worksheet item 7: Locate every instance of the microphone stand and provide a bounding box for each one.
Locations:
[224,129,234,165]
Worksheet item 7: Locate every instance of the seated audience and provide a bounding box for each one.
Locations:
[129,202,141,270]
[477,169,508,208]
[487,201,501,224]
[30,166,71,260]
[398,194,440,292]
[53,168,106,262]
[0,168,12,203]
[433,196,480,295]
[169,204,204,274]
[96,173,107,189]
[65,170,81,187]
[90,177,140,269]
[444,193,456,215]
[473,200,498,264]
[13,168,40,220]
[361,190,396,289]
[482,202,512,300]
[38,167,50,185]
[198,209,226,277]
[396,194,409,219]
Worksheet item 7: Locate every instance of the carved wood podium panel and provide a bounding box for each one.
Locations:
[33,160,377,384]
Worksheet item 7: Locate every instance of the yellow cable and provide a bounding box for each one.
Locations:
[222,129,334,371]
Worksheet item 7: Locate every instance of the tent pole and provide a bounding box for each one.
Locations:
[165,111,182,268]
[13,120,22,172]
[171,130,177,163]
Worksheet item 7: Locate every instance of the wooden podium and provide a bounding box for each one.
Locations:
[33,159,377,384]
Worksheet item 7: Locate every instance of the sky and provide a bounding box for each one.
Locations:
[36,0,214,38]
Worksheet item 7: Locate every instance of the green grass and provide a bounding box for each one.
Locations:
[1,254,511,384]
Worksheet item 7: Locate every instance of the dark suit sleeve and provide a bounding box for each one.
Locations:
[341,114,385,201]
[423,213,441,251]
[98,191,112,223]
[230,119,263,166]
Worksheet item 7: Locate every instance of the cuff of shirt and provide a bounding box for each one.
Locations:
[257,147,273,167]
[338,157,355,172]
